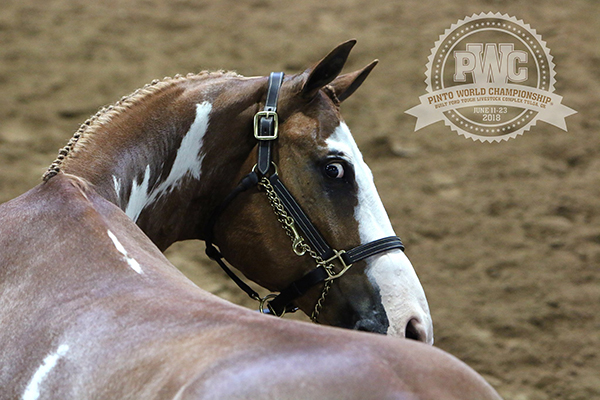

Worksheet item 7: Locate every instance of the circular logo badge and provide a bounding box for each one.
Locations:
[406,12,576,142]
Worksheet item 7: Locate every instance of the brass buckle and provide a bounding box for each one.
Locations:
[254,111,279,140]
[323,249,353,281]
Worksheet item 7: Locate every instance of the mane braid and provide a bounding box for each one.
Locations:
[42,70,242,182]
[323,85,341,106]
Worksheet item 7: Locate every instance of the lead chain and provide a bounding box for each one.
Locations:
[258,176,335,322]
[258,177,308,252]
[311,279,332,322]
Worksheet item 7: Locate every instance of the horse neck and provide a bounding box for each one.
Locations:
[57,74,264,250]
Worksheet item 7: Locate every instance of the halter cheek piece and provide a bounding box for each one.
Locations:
[204,72,405,322]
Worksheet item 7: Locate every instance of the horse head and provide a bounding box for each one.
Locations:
[207,40,433,342]
[52,40,433,343]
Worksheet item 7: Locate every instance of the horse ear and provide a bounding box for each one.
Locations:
[328,59,378,102]
[301,39,357,99]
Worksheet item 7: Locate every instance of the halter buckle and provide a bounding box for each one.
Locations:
[322,249,353,281]
[254,111,279,140]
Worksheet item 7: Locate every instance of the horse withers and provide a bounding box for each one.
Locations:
[41,39,433,341]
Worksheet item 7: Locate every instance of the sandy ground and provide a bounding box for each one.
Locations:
[1,1,599,399]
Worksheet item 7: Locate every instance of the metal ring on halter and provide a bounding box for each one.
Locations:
[259,293,283,316]
[322,249,353,281]
[252,161,278,177]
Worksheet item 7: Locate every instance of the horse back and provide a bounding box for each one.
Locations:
[0,174,501,400]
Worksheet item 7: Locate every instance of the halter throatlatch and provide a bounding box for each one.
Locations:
[204,72,405,322]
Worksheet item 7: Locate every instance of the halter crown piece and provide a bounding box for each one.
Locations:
[204,72,405,322]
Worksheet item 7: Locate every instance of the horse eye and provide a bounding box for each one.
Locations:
[324,162,345,179]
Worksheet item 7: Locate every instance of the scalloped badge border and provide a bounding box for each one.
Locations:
[405,12,576,143]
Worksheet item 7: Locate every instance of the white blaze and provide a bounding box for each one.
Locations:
[22,344,69,400]
[326,123,433,343]
[123,101,212,222]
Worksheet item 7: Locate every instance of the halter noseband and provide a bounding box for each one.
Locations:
[204,72,405,322]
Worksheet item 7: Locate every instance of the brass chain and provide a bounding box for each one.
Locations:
[258,176,335,322]
[311,279,333,322]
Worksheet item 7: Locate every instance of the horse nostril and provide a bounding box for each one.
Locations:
[354,319,387,334]
[356,323,371,332]
[405,318,426,342]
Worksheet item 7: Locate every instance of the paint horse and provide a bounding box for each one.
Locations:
[40,40,432,340]
[0,40,503,398]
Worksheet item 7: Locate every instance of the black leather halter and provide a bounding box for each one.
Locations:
[204,72,405,320]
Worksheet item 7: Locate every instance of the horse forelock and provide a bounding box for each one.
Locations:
[43,70,243,182]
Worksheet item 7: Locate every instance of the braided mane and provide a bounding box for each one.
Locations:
[43,70,242,182]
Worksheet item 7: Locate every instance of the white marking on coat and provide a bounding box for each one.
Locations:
[326,122,433,343]
[107,230,143,274]
[22,344,69,400]
[112,175,121,200]
[122,101,211,222]
[124,164,151,222]
[153,101,210,195]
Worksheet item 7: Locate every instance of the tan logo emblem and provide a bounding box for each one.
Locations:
[406,12,576,142]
